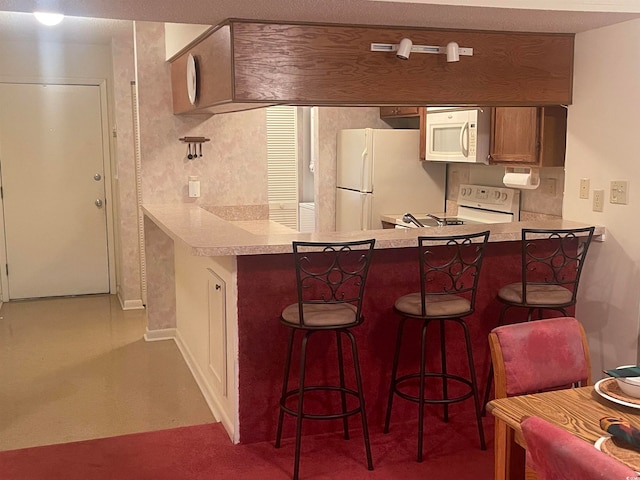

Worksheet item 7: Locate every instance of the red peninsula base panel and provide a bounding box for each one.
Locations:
[236,243,573,444]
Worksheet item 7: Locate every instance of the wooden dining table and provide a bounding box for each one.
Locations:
[487,383,640,480]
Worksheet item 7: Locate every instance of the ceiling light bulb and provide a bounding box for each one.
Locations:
[34,12,64,26]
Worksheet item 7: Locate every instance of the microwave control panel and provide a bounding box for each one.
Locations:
[468,123,477,155]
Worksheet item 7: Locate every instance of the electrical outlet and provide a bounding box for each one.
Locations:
[610,180,629,204]
[541,178,557,196]
[593,189,604,212]
[580,178,590,199]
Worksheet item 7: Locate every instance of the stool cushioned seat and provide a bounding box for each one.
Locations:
[497,283,573,305]
[394,293,471,317]
[281,303,357,327]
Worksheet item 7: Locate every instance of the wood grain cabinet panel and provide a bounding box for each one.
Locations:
[489,106,567,167]
[170,20,575,115]
[379,106,422,118]
[232,22,574,106]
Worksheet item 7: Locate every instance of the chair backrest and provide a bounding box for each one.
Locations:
[521,416,636,480]
[417,231,490,318]
[292,239,375,327]
[521,226,595,305]
[489,316,592,398]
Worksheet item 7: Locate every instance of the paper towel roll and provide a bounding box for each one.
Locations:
[503,172,539,190]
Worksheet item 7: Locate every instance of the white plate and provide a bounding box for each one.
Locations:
[595,434,640,474]
[595,378,640,409]
[594,434,611,450]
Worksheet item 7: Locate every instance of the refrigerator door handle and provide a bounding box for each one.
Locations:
[360,193,371,230]
[360,149,368,191]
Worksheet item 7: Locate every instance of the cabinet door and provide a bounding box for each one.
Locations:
[490,107,540,164]
[379,106,421,118]
[208,269,228,396]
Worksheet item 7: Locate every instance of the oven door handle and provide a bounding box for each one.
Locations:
[460,121,469,158]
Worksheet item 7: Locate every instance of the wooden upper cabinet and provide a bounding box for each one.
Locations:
[489,106,567,167]
[170,20,575,115]
[379,106,422,118]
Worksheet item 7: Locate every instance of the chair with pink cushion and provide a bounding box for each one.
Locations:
[488,316,591,400]
[521,416,636,480]
[488,316,593,477]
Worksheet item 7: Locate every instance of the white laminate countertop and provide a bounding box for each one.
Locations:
[142,204,605,257]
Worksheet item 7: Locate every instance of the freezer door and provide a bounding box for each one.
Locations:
[336,188,373,231]
[337,129,373,192]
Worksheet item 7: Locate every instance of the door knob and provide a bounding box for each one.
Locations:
[94,173,102,181]
[95,199,103,208]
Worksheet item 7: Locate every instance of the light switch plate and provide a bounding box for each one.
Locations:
[580,178,590,199]
[610,180,628,204]
[593,189,604,212]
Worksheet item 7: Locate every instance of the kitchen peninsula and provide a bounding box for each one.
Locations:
[142,204,603,445]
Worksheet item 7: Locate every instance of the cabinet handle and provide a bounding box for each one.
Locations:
[215,284,221,290]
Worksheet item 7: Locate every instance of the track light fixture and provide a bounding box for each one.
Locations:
[370,39,473,61]
[396,38,413,60]
[446,41,460,62]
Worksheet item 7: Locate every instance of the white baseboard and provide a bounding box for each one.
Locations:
[174,330,235,441]
[143,327,176,342]
[143,326,235,442]
[117,292,145,310]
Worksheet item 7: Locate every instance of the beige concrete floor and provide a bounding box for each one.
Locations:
[0,294,215,451]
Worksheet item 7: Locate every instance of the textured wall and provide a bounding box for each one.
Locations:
[112,31,143,307]
[134,22,268,207]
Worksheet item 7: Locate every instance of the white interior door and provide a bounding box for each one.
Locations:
[0,83,110,299]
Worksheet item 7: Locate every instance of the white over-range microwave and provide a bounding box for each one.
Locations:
[424,107,490,163]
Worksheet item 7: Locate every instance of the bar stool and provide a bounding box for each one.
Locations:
[275,239,375,480]
[482,226,595,412]
[384,231,490,462]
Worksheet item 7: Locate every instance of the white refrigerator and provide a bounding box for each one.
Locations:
[336,128,446,231]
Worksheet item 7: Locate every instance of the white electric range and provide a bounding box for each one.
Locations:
[394,184,520,228]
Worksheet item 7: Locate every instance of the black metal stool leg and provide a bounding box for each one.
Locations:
[336,330,350,440]
[417,321,428,463]
[292,331,312,480]
[459,319,486,450]
[276,328,296,448]
[439,319,449,423]
[384,316,408,433]
[345,330,374,471]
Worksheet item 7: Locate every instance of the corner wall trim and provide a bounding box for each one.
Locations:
[143,327,176,342]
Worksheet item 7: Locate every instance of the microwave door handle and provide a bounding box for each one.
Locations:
[460,121,469,158]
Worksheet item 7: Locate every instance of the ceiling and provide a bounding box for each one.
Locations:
[0,0,639,45]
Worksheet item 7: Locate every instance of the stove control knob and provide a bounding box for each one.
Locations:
[501,192,508,201]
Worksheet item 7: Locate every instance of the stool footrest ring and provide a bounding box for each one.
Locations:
[392,372,474,405]
[279,385,363,420]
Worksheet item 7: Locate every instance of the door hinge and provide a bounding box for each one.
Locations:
[5,264,8,276]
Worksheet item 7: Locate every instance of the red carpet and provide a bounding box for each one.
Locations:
[0,415,495,479]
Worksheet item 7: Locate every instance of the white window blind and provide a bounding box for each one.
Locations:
[266,106,298,229]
